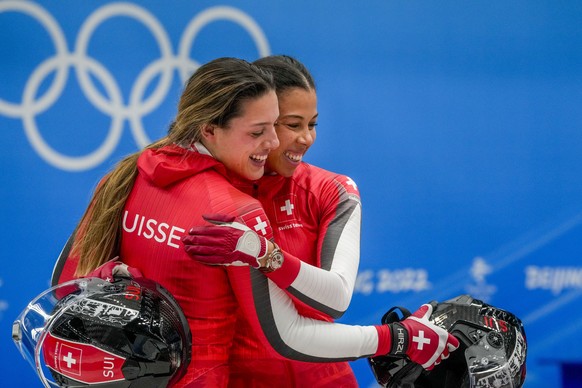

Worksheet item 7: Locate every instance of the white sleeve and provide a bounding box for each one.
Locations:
[286,201,361,318]
[263,273,379,361]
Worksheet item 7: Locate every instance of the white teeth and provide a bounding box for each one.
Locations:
[250,154,267,162]
[285,152,302,162]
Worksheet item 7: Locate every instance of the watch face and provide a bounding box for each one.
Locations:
[270,250,284,270]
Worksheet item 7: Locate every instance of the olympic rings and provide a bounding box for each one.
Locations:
[0,1,271,171]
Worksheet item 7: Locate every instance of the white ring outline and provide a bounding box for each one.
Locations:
[74,2,174,150]
[0,1,69,118]
[0,2,271,171]
[177,6,271,81]
[23,55,125,171]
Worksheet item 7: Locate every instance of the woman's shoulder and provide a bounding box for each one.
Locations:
[295,162,357,190]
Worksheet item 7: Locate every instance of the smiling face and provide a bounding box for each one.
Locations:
[204,90,280,181]
[266,87,318,177]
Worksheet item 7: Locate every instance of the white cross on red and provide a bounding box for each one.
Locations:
[346,177,357,189]
[253,216,267,235]
[280,199,294,215]
[63,352,77,369]
[412,330,431,350]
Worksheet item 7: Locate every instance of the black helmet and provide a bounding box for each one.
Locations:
[12,277,191,387]
[368,294,527,388]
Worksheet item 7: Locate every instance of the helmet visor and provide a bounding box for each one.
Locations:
[12,278,115,387]
[466,327,527,388]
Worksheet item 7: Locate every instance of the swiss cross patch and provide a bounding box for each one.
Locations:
[273,194,298,224]
[58,343,82,376]
[239,208,273,239]
[42,332,126,384]
[342,176,359,195]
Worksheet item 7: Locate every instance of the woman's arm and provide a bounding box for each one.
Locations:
[184,174,362,319]
[266,191,361,318]
[228,265,382,361]
[227,265,458,368]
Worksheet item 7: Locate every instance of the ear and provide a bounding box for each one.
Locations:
[200,123,216,140]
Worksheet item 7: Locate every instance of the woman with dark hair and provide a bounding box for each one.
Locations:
[233,55,361,387]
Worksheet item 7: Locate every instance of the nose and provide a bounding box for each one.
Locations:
[298,128,314,146]
[265,125,280,149]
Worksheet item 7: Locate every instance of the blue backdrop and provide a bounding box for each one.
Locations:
[2,1,582,387]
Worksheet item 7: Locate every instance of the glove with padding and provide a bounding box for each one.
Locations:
[182,214,268,268]
[388,304,460,370]
[85,257,143,282]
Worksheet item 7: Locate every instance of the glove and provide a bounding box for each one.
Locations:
[388,304,459,370]
[182,214,268,268]
[85,257,143,282]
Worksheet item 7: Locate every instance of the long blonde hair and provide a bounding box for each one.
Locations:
[73,57,274,275]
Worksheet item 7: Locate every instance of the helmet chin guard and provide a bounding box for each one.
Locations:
[369,295,527,388]
[13,277,191,387]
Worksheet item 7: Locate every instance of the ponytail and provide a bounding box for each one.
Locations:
[73,139,168,276]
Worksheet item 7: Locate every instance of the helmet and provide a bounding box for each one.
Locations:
[12,277,191,387]
[368,294,527,388]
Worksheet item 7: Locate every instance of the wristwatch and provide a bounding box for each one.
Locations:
[259,242,284,273]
